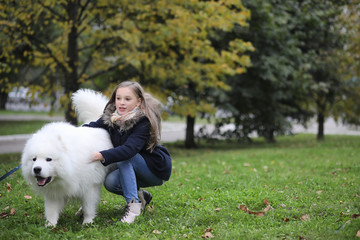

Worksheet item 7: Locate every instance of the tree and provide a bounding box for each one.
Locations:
[216,0,349,143]
[218,0,313,143]
[1,0,127,124]
[333,1,360,127]
[1,1,253,148]
[0,6,34,109]
[296,0,348,140]
[101,0,253,148]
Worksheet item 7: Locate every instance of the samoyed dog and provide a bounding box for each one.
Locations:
[21,89,112,227]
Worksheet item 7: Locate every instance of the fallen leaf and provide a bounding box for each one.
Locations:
[239,205,247,211]
[214,207,221,212]
[202,232,214,238]
[238,205,265,217]
[356,230,360,238]
[264,205,274,212]
[152,230,161,234]
[222,168,232,174]
[283,218,290,222]
[300,214,310,221]
[202,228,213,239]
[243,163,250,167]
[3,206,9,210]
[0,212,9,219]
[10,208,15,215]
[316,190,323,194]
[24,195,32,199]
[147,205,154,212]
[6,183,11,192]
[264,198,270,205]
[351,214,360,219]
[255,212,265,217]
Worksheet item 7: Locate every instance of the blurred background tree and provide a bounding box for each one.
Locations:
[0,0,253,148]
[217,0,313,143]
[1,0,131,124]
[213,0,350,142]
[333,0,360,128]
[106,0,253,148]
[295,0,349,140]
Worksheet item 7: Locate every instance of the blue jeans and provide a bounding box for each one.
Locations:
[104,153,163,203]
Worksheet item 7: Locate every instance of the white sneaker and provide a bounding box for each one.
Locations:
[120,199,142,224]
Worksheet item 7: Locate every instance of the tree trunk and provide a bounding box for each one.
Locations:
[64,2,80,125]
[0,91,8,110]
[264,128,276,143]
[317,111,325,140]
[185,115,196,148]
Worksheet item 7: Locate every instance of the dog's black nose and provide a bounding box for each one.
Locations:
[33,167,42,174]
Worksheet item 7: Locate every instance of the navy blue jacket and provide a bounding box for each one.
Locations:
[84,116,172,181]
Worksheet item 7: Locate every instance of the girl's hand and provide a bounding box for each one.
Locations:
[91,152,104,162]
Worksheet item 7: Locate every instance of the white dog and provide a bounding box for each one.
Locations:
[21,89,112,227]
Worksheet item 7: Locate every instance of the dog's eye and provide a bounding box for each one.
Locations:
[32,157,37,161]
[46,158,52,162]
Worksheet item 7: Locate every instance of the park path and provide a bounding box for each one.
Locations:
[0,115,359,154]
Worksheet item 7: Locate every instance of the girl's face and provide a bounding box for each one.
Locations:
[115,87,141,115]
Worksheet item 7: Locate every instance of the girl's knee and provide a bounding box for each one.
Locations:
[104,173,121,194]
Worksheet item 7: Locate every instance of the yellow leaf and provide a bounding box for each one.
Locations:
[24,195,32,199]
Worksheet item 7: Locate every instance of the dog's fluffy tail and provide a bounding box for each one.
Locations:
[72,89,109,124]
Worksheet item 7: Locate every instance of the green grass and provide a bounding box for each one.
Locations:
[0,110,61,135]
[0,121,51,135]
[1,135,359,239]
[0,110,63,116]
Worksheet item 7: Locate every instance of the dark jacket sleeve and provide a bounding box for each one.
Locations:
[99,118,150,165]
[82,118,107,129]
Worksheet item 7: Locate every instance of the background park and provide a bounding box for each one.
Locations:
[0,0,360,239]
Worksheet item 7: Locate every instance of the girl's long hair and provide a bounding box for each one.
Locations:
[104,81,162,151]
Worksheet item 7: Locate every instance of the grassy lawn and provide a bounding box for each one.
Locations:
[0,110,63,116]
[0,134,359,239]
[0,121,52,135]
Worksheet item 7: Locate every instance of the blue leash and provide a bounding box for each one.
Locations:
[0,165,21,182]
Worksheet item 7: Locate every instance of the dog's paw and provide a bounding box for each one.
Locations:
[45,221,56,228]
[82,218,94,226]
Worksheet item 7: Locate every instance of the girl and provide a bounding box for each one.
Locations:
[84,81,172,224]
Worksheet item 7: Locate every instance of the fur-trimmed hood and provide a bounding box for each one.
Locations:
[101,103,146,131]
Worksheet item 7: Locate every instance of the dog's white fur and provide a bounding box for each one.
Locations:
[21,89,111,227]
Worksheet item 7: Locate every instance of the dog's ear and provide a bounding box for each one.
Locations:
[57,134,68,152]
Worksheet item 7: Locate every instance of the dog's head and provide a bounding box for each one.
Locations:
[21,125,67,188]
[30,155,56,187]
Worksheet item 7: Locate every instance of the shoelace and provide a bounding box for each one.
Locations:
[120,206,130,221]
